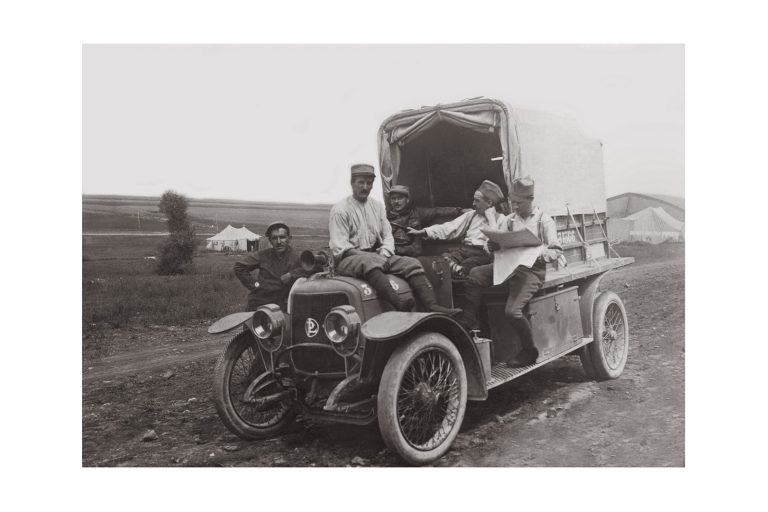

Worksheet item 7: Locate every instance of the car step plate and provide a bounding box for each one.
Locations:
[486,337,593,389]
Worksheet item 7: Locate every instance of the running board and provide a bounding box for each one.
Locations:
[486,337,593,390]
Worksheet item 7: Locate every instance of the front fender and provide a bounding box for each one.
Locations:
[208,312,254,334]
[577,271,611,338]
[361,312,487,401]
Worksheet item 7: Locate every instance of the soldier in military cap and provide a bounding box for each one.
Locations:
[329,164,460,316]
[387,184,464,257]
[462,176,563,366]
[234,221,311,311]
[408,180,505,277]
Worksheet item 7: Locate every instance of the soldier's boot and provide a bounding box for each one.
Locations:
[407,274,462,317]
[506,317,539,367]
[459,277,483,332]
[366,268,414,312]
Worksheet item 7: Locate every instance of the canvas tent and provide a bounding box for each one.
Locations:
[608,207,684,244]
[206,225,261,252]
[378,97,606,216]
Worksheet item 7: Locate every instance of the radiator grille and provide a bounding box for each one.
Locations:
[289,293,349,373]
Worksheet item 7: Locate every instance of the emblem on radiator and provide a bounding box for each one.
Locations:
[305,318,319,338]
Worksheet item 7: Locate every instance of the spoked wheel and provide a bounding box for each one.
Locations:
[212,330,295,439]
[582,291,629,380]
[377,332,467,466]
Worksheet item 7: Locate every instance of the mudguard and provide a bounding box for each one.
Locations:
[577,271,610,338]
[208,312,255,334]
[361,312,488,401]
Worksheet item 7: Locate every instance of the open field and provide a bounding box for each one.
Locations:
[82,242,684,467]
[83,194,332,236]
[83,233,328,339]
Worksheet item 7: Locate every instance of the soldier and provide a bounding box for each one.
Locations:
[408,180,505,278]
[463,177,563,366]
[329,164,461,316]
[233,221,309,311]
[386,184,464,257]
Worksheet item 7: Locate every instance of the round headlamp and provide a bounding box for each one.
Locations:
[323,305,361,357]
[251,304,286,352]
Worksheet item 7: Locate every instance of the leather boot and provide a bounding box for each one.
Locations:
[408,274,462,317]
[366,269,414,312]
[461,278,483,330]
[506,317,539,367]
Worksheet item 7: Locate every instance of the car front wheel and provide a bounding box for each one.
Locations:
[377,332,467,466]
[212,330,295,439]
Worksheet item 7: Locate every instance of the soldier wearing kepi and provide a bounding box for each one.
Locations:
[408,180,504,278]
[387,184,464,257]
[233,221,309,312]
[463,177,563,366]
[329,164,461,316]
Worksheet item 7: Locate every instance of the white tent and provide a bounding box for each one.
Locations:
[206,225,261,252]
[608,207,684,244]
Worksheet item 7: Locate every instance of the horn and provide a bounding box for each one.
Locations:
[300,250,329,272]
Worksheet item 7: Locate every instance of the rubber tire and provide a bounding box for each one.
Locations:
[212,330,295,439]
[585,291,629,380]
[377,332,468,466]
[578,344,597,379]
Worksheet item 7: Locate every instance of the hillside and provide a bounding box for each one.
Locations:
[83,194,333,236]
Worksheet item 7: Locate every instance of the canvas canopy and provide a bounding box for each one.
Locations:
[206,225,261,252]
[378,97,607,216]
[608,207,684,244]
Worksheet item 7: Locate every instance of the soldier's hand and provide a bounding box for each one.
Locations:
[378,247,393,258]
[407,228,425,237]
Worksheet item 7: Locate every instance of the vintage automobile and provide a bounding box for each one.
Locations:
[209,97,634,465]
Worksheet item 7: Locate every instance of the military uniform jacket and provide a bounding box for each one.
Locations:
[233,247,308,295]
[388,206,463,257]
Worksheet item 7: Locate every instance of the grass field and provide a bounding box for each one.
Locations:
[83,195,332,335]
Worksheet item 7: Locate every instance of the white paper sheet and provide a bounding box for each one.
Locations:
[481,228,542,248]
[492,246,543,285]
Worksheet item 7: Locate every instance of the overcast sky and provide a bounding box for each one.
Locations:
[83,44,683,203]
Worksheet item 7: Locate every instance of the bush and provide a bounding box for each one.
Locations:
[156,190,196,275]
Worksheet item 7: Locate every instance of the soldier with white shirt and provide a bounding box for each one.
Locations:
[408,180,504,278]
[462,177,563,366]
[329,164,460,316]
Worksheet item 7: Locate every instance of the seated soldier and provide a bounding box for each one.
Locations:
[233,221,310,311]
[407,180,504,278]
[387,184,464,257]
[463,177,563,366]
[329,163,461,316]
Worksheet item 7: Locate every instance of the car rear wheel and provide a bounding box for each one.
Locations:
[212,330,295,439]
[583,291,629,380]
[377,332,467,466]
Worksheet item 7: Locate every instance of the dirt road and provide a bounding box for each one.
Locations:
[82,257,684,467]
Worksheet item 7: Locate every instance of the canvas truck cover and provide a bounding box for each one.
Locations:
[378,97,607,216]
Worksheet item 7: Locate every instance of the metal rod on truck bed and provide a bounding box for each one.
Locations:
[592,206,621,258]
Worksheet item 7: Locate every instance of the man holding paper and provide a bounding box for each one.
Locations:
[462,177,563,366]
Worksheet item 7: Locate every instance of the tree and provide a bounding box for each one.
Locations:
[156,190,196,275]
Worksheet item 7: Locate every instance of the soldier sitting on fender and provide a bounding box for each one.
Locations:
[462,177,563,367]
[387,184,464,257]
[329,163,461,316]
[407,180,505,278]
[233,221,310,312]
